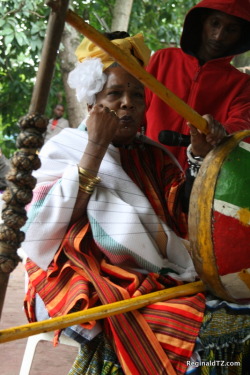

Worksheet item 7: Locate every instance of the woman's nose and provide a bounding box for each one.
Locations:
[121,94,134,109]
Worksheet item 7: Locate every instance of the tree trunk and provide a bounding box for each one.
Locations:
[111,0,134,32]
[59,25,87,128]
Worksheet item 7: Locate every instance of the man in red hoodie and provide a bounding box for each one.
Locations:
[145,0,250,169]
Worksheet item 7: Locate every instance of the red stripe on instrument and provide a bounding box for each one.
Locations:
[213,211,250,275]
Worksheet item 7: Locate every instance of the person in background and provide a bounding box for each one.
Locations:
[44,104,69,143]
[145,0,250,169]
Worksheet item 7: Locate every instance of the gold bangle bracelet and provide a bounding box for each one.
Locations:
[78,166,101,184]
[78,165,101,194]
[79,183,95,194]
[79,175,94,186]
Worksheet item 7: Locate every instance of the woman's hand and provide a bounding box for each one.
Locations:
[188,114,227,157]
[86,104,120,148]
[71,104,120,225]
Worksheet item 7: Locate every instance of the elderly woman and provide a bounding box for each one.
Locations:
[22,32,230,375]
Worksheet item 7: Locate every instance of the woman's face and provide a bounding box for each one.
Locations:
[95,66,145,144]
[198,11,243,62]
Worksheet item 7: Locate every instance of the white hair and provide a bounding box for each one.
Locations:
[67,58,107,105]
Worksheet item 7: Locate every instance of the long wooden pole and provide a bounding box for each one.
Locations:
[64,9,208,134]
[29,0,71,114]
[0,281,205,343]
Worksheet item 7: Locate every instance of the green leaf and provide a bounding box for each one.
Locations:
[15,31,27,46]
[6,17,17,27]
[1,27,13,36]
[31,24,41,35]
[4,33,14,45]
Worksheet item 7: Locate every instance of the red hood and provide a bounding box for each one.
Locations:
[181,0,250,57]
[190,0,250,22]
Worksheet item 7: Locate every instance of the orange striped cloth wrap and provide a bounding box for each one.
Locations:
[25,218,205,375]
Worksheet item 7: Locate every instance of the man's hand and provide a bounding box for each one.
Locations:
[188,114,227,157]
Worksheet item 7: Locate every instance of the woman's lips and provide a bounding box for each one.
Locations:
[119,115,135,128]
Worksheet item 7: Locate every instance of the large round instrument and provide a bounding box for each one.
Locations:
[189,130,250,303]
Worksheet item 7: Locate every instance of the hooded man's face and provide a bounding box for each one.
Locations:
[198,10,243,62]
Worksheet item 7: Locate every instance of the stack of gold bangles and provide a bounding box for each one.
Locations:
[78,166,101,194]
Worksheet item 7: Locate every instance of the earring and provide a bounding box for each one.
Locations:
[140,125,145,135]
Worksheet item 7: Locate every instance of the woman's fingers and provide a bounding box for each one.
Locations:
[86,105,120,146]
[89,105,117,118]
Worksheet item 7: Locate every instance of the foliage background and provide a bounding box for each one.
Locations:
[0,0,249,157]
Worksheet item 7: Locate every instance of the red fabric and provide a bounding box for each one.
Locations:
[145,0,250,170]
[188,0,250,22]
[51,119,58,130]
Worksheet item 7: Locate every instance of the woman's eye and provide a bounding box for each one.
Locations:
[134,92,144,99]
[108,91,120,96]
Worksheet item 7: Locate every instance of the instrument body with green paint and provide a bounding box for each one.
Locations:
[189,130,250,303]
